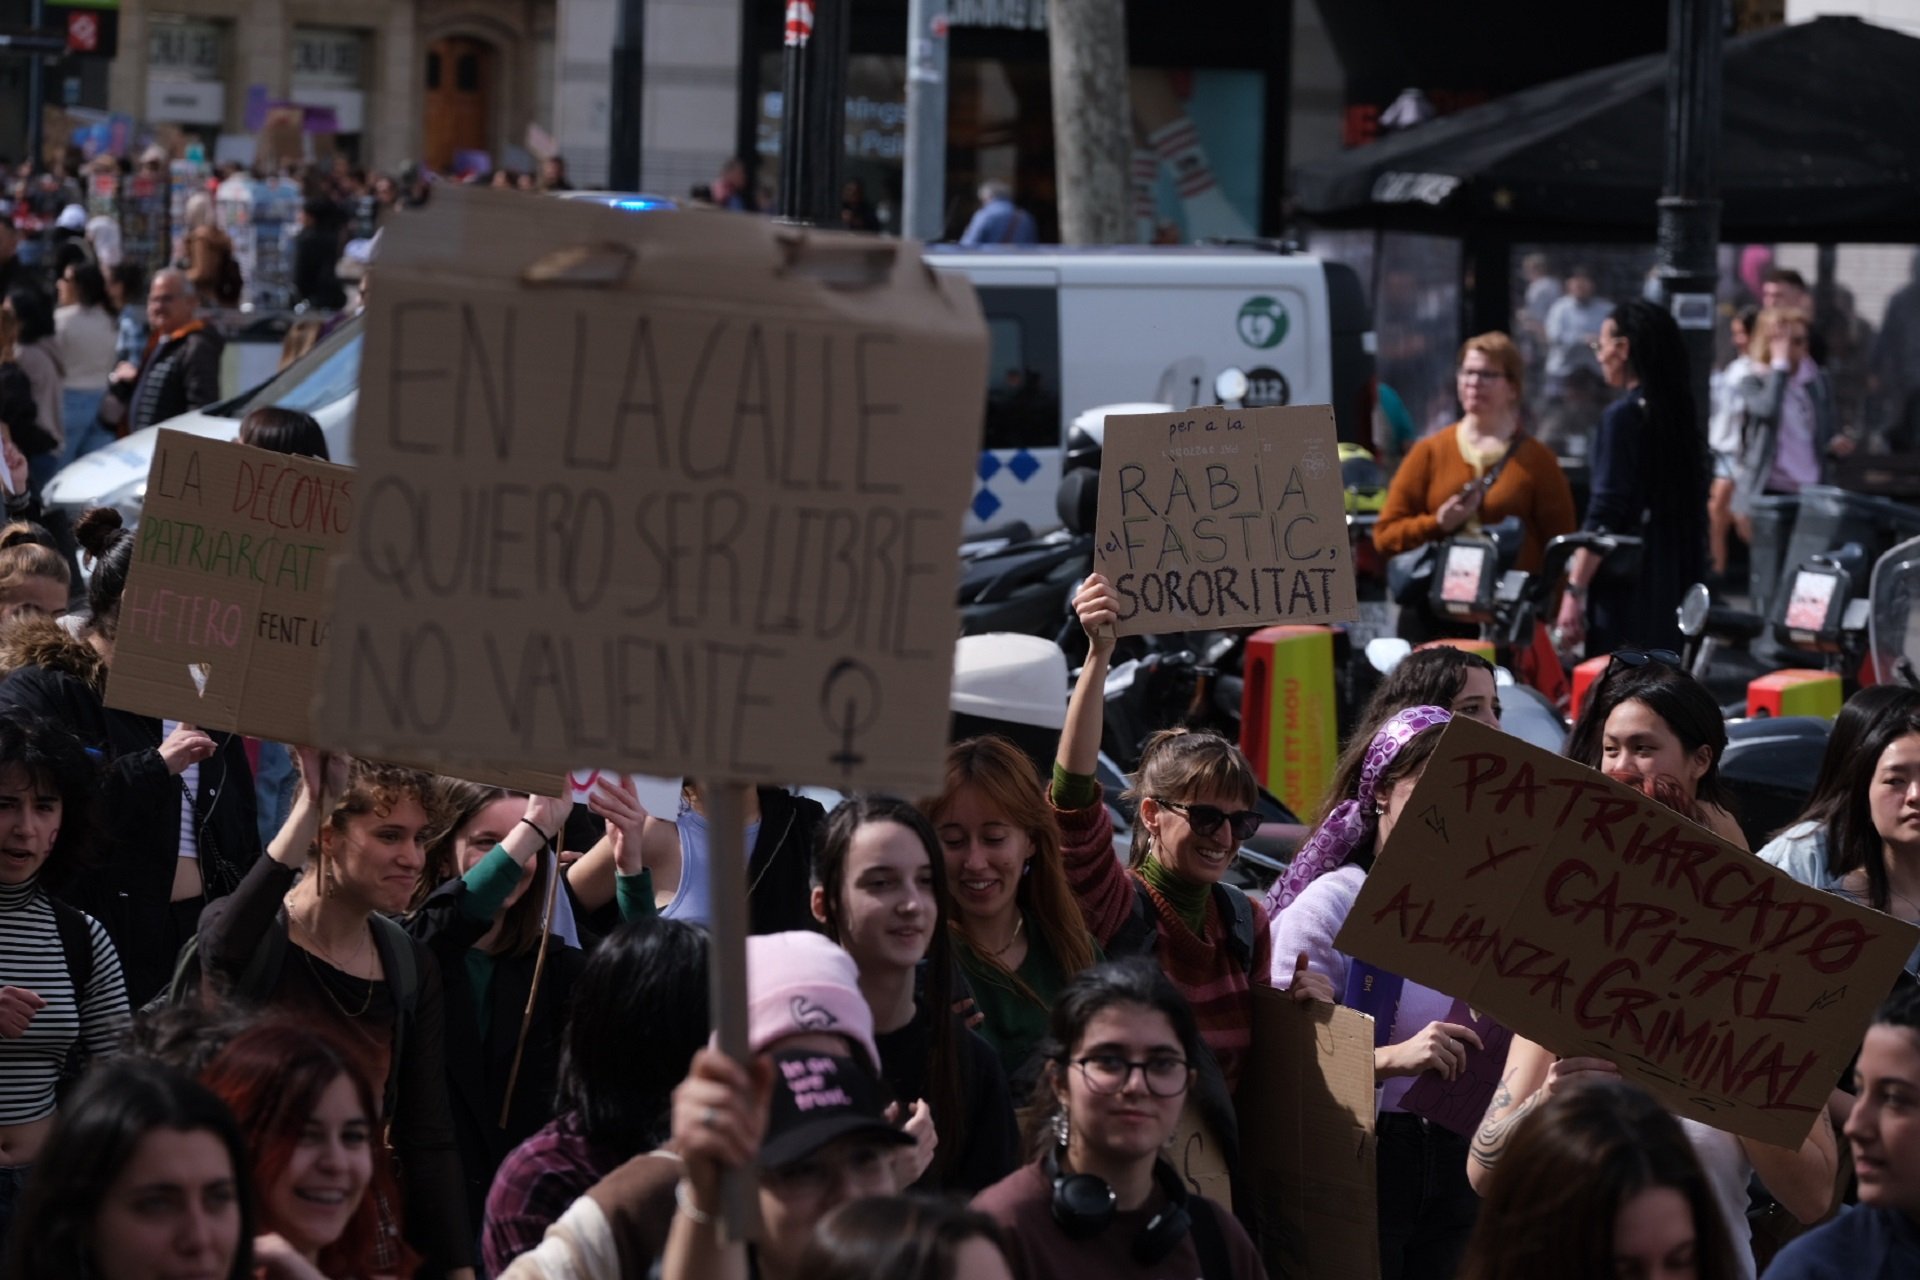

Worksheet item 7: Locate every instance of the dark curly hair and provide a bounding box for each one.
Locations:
[0,711,100,888]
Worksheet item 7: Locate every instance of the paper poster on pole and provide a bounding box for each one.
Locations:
[1239,989,1378,1280]
[1092,404,1357,636]
[312,186,987,795]
[1335,717,1920,1148]
[103,430,561,795]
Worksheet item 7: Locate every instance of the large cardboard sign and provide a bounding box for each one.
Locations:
[1239,990,1378,1280]
[313,187,986,793]
[1170,1102,1233,1212]
[1336,717,1920,1148]
[1093,404,1357,636]
[104,431,561,795]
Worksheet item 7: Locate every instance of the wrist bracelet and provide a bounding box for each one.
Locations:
[517,817,555,844]
[675,1178,716,1226]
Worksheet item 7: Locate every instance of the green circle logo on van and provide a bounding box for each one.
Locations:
[1237,296,1289,349]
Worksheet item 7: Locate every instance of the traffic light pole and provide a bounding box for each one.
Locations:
[27,0,44,167]
[777,0,848,224]
[1655,0,1723,436]
[607,0,644,190]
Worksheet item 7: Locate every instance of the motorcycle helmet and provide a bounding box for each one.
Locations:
[1340,442,1387,515]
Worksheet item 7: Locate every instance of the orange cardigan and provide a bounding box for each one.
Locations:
[1372,424,1577,574]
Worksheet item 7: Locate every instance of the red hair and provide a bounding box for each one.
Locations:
[199,1021,401,1279]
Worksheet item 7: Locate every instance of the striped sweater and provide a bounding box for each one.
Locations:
[1055,801,1271,1092]
[0,878,130,1125]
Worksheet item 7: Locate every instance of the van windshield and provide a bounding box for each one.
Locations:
[212,315,364,418]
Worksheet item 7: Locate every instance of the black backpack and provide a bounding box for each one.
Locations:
[161,912,420,1118]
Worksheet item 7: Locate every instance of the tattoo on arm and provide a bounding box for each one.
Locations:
[1469,1070,1541,1171]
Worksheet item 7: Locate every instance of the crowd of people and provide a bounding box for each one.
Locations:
[0,476,1894,1279]
[0,143,1912,1280]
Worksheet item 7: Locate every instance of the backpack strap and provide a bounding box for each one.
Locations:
[1110,879,1161,960]
[369,914,420,1120]
[1116,881,1257,978]
[50,899,93,1006]
[1212,883,1256,978]
[1187,1193,1237,1280]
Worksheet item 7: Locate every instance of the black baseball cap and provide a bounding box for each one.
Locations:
[759,1049,914,1170]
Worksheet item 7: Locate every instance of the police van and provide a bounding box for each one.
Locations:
[47,238,1370,543]
[927,244,1373,535]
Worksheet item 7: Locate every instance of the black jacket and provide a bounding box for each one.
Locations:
[405,874,586,1231]
[127,322,225,434]
[292,225,347,311]
[749,787,828,936]
[0,615,258,1005]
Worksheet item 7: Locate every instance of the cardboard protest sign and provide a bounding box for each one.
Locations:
[1093,404,1356,636]
[104,430,560,795]
[1400,999,1515,1138]
[1239,989,1378,1280]
[1336,717,1920,1148]
[1170,1102,1233,1212]
[313,186,986,795]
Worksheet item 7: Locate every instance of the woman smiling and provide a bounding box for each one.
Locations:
[923,736,1100,1096]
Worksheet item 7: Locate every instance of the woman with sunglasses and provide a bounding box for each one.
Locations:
[973,958,1263,1279]
[1375,332,1576,643]
[1057,575,1331,1111]
[1269,706,1489,1280]
[1556,299,1710,658]
[1472,666,1839,1278]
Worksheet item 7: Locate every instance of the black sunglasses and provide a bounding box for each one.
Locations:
[1604,647,1681,681]
[1154,799,1262,843]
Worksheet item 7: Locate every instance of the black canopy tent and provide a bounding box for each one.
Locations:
[1293,14,1920,244]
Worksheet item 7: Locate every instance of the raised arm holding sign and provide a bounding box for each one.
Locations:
[317,187,987,1244]
[1092,404,1358,637]
[1333,717,1919,1150]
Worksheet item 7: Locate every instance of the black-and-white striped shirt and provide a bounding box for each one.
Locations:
[0,878,129,1124]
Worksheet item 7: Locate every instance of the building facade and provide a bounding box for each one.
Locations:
[100,0,557,173]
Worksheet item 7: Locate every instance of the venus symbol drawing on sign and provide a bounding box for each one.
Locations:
[821,659,883,780]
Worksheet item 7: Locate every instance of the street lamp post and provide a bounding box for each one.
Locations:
[1656,0,1724,436]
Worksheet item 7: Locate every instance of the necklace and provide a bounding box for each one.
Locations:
[985,913,1026,960]
[288,904,376,1019]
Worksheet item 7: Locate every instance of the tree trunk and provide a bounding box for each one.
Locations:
[1047,0,1131,245]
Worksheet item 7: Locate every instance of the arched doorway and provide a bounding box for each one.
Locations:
[423,36,494,172]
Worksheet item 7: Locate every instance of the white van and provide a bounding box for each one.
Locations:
[927,244,1373,534]
[47,242,1371,537]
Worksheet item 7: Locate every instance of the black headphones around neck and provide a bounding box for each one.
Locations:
[1044,1143,1193,1264]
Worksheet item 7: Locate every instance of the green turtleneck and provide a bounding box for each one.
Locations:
[1138,853,1209,935]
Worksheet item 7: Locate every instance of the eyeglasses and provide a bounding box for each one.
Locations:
[1154,799,1262,843]
[1604,647,1680,681]
[1071,1054,1193,1097]
[1457,369,1507,383]
[1586,336,1619,353]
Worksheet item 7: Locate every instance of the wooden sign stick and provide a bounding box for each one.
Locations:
[706,781,761,1242]
[500,833,562,1129]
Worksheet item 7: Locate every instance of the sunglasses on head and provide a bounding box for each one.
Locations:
[1604,647,1681,680]
[1153,799,1262,843]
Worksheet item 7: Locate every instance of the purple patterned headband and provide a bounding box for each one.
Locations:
[1264,704,1453,915]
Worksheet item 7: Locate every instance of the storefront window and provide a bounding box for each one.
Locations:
[1371,233,1461,454]
[292,27,369,164]
[755,54,1264,244]
[146,15,227,133]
